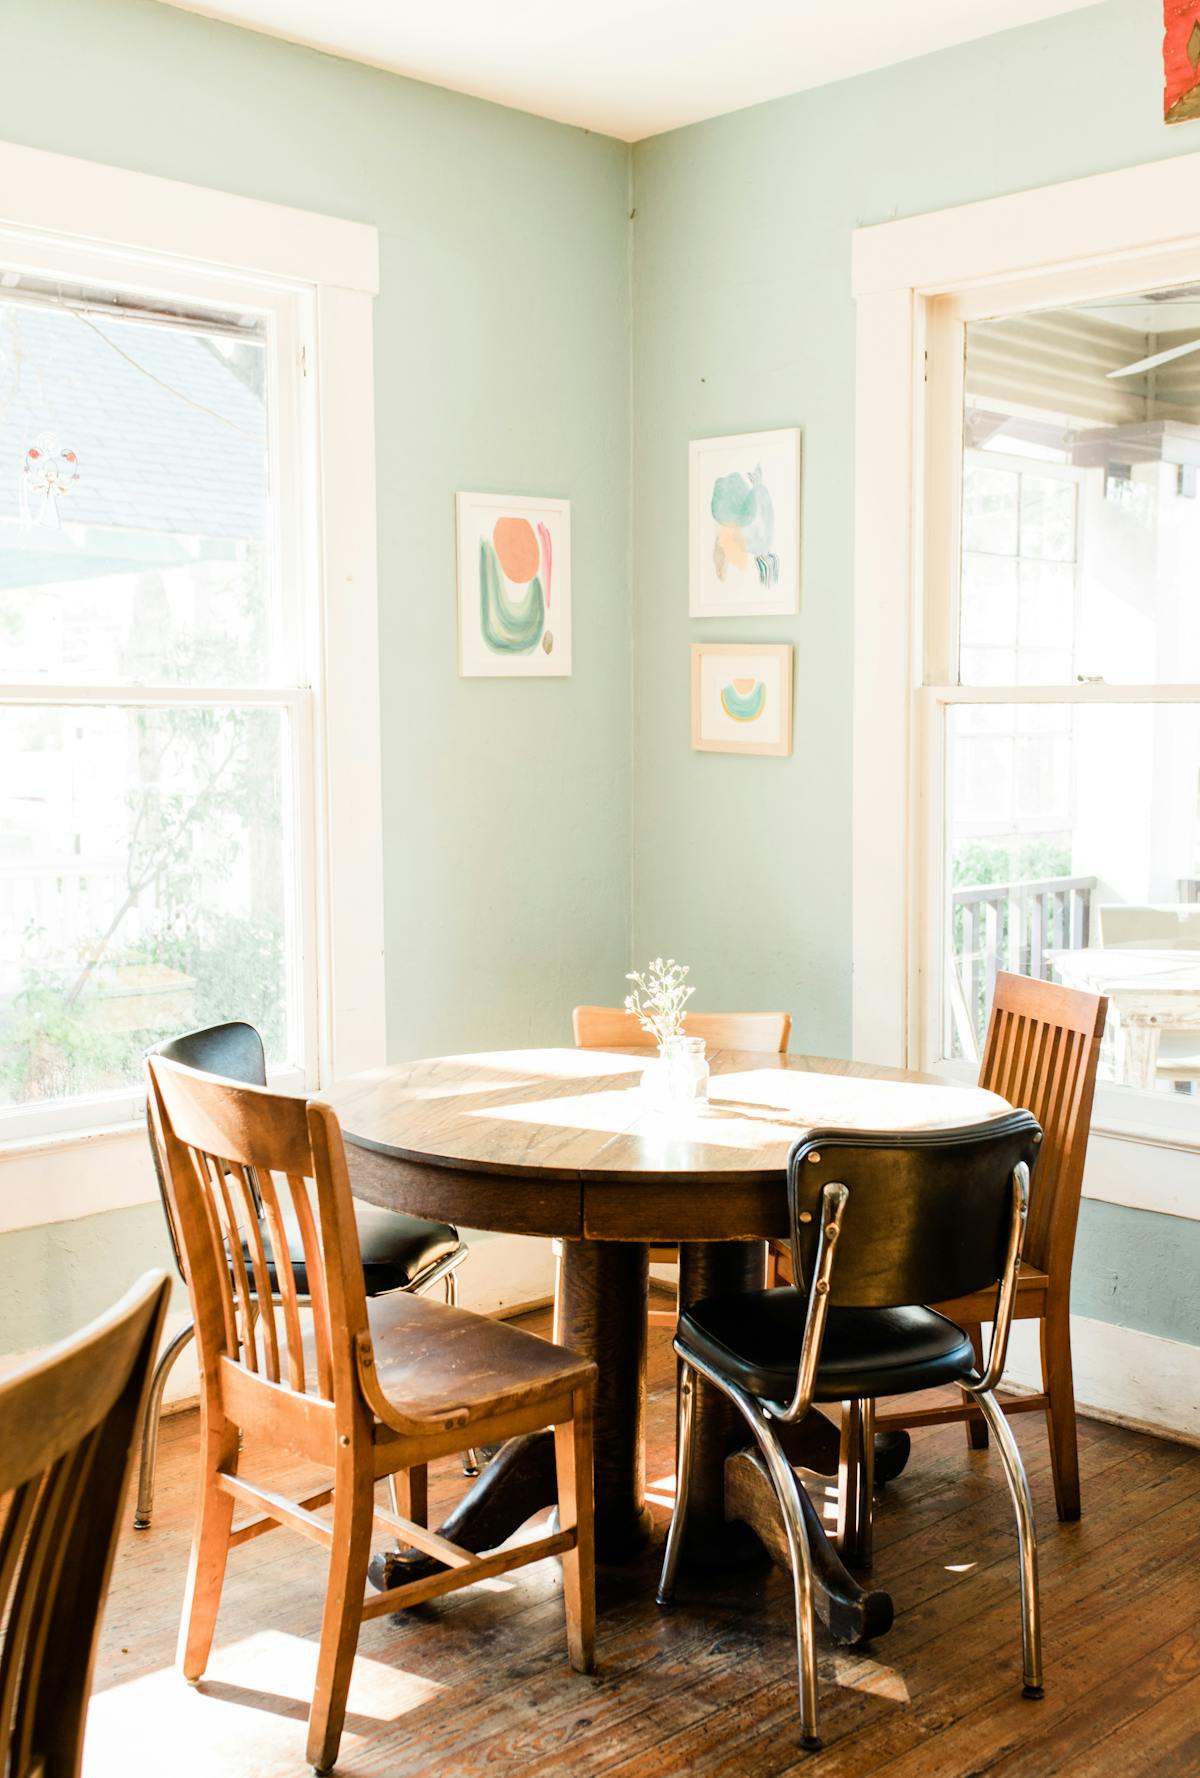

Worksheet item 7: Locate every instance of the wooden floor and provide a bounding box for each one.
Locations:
[86,1307,1200,1778]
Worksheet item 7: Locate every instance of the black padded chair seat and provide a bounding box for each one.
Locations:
[678,1287,976,1404]
[244,1201,461,1298]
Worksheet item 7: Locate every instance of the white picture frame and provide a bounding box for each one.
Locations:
[691,642,794,757]
[456,491,571,676]
[689,428,801,618]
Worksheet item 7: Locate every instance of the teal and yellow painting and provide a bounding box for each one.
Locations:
[692,643,793,757]
[719,676,767,723]
[689,429,801,619]
[711,466,778,588]
[457,494,571,677]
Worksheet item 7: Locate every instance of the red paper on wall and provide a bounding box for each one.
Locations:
[1165,2,1200,122]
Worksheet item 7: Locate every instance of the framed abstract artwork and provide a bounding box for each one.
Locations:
[689,428,801,618]
[691,642,793,757]
[1164,2,1200,122]
[456,492,571,676]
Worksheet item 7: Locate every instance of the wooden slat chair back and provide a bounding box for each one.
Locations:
[148,1060,357,1419]
[0,1272,169,1778]
[573,1005,792,1054]
[573,1005,792,1329]
[146,1054,596,1775]
[876,972,1107,1522]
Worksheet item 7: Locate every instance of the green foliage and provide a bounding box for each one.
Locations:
[952,837,1072,888]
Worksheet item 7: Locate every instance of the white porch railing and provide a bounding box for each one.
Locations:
[951,874,1097,1057]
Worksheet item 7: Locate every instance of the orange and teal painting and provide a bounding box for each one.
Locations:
[457,493,571,677]
[689,428,801,619]
[692,643,794,758]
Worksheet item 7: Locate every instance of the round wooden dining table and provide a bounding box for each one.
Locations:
[324,1045,1009,1647]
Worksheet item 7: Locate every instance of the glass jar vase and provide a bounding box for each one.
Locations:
[641,1035,710,1108]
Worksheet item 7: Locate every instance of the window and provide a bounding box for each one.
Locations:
[0,249,315,1138]
[925,284,1200,1121]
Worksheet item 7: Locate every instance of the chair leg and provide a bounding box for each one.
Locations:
[388,1464,428,1528]
[961,1321,989,1450]
[968,1384,1043,1699]
[177,1413,239,1681]
[554,1386,596,1674]
[133,1321,196,1529]
[307,1453,374,1775]
[836,1400,862,1561]
[1041,1302,1081,1521]
[858,1398,876,1571]
[748,1413,822,1751]
[443,1270,481,1478]
[656,1361,697,1607]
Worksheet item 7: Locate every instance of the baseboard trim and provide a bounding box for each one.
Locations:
[1003,1313,1200,1446]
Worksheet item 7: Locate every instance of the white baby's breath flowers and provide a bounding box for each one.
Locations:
[624,957,695,1049]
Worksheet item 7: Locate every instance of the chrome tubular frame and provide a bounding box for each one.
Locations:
[132,1321,197,1529]
[977,1162,1031,1392]
[658,1349,823,1750]
[962,1380,1043,1696]
[774,1180,849,1425]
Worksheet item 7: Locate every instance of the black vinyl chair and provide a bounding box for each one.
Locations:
[657,1110,1045,1750]
[134,1021,474,1528]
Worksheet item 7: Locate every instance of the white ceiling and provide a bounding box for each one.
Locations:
[160,0,1102,141]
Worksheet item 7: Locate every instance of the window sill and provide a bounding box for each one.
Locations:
[0,1116,146,1164]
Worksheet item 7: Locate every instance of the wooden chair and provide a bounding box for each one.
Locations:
[572,1005,792,1329]
[135,1021,476,1531]
[0,1270,170,1778]
[770,973,1104,1524]
[146,1054,596,1776]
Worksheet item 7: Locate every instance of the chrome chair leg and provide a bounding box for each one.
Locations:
[968,1383,1044,1698]
[444,1269,481,1478]
[132,1321,196,1529]
[656,1362,697,1606]
[741,1407,822,1750]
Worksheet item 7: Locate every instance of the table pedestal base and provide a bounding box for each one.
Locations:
[367,1238,903,1647]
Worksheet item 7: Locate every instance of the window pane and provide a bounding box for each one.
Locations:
[944,702,1200,1096]
[961,285,1200,685]
[0,292,277,687]
[0,703,295,1108]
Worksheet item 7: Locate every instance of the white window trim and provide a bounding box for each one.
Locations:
[852,147,1200,1198]
[0,141,384,1217]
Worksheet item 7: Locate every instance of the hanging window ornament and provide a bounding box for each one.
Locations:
[20,433,80,530]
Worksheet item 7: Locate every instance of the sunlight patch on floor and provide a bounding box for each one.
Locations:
[827,1650,911,1704]
[83,1631,445,1778]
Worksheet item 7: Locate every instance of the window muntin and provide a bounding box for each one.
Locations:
[0,263,310,1134]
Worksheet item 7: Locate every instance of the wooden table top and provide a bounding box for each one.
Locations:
[326,1048,1011,1242]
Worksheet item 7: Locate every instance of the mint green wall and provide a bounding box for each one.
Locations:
[628,0,1200,1347]
[0,0,632,1060]
[629,0,1198,1049]
[2,0,1197,1366]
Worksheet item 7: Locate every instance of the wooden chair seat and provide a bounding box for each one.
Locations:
[361,1289,595,1427]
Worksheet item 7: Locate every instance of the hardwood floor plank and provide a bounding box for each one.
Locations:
[84,1313,1200,1778]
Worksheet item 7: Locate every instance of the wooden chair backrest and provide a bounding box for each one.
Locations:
[978,972,1107,1280]
[146,1055,369,1413]
[572,1005,792,1053]
[0,1271,169,1778]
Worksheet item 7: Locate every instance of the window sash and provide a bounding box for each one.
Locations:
[0,236,321,1143]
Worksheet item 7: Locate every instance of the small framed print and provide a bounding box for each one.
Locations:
[689,428,801,618]
[691,643,793,757]
[456,491,571,676]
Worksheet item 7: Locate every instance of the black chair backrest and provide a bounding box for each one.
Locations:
[144,1022,267,1276]
[787,1111,1042,1309]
